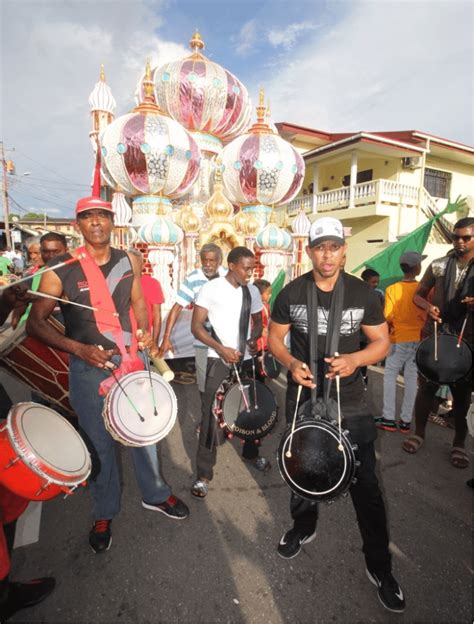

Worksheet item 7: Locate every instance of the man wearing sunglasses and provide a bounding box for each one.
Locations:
[403,217,474,469]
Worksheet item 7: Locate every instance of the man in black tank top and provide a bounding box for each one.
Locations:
[27,196,189,554]
[269,217,405,614]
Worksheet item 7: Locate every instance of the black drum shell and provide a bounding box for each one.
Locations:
[220,379,278,441]
[416,333,472,384]
[278,419,356,502]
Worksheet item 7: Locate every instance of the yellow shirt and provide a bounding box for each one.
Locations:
[384,281,427,343]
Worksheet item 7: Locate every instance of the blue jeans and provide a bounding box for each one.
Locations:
[382,341,419,423]
[69,355,171,520]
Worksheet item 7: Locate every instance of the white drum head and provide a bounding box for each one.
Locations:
[8,402,91,485]
[104,371,177,446]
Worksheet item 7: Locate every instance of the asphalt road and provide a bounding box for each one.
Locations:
[3,365,473,624]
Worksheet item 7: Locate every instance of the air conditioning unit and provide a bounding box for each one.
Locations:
[402,156,422,169]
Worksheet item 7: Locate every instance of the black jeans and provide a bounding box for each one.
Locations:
[196,359,259,480]
[285,385,391,575]
[413,375,471,447]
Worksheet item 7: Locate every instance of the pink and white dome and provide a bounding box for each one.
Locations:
[89,66,116,114]
[111,192,132,226]
[221,92,305,207]
[152,32,252,147]
[99,65,201,199]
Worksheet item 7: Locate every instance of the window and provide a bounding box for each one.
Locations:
[342,169,373,187]
[424,168,451,199]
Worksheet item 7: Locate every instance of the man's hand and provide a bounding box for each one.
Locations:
[158,335,174,358]
[77,344,115,368]
[427,304,442,323]
[136,329,158,357]
[461,296,474,311]
[288,359,316,388]
[324,353,359,379]
[218,346,241,365]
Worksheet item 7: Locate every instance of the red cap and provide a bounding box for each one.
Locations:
[75,196,114,216]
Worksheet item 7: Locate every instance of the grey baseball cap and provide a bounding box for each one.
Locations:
[399,251,427,267]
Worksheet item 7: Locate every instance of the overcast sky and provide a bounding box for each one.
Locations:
[1,0,472,218]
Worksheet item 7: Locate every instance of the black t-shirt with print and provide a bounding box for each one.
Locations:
[271,271,385,443]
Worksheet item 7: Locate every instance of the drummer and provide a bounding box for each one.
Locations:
[26,195,189,554]
[403,217,474,468]
[268,217,405,613]
[190,246,265,499]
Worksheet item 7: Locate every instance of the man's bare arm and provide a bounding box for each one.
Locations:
[151,303,162,345]
[158,302,183,356]
[127,252,149,334]
[26,270,113,367]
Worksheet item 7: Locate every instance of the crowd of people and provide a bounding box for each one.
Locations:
[0,200,472,620]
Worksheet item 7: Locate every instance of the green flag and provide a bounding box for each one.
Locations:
[269,269,286,311]
[351,196,466,290]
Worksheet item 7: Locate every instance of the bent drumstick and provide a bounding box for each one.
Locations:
[232,363,250,412]
[457,314,468,348]
[251,357,259,409]
[26,289,120,315]
[285,384,303,459]
[0,254,84,292]
[149,353,175,382]
[143,348,158,417]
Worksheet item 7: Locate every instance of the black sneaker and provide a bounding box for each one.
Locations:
[399,422,411,433]
[142,495,189,520]
[89,519,112,553]
[277,527,317,559]
[0,577,55,621]
[377,418,397,432]
[366,569,406,613]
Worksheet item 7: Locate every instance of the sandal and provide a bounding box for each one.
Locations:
[450,447,470,469]
[428,413,449,428]
[191,479,208,498]
[402,434,424,454]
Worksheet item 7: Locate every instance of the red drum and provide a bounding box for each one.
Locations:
[0,403,91,501]
[0,318,72,414]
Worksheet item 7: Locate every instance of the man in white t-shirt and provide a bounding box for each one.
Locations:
[190,247,266,498]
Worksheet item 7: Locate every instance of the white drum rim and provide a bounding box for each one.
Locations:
[104,371,177,446]
[6,402,91,486]
[280,422,349,496]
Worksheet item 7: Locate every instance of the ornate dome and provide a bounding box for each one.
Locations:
[292,209,311,237]
[221,90,305,207]
[256,213,292,251]
[242,214,260,237]
[89,65,116,114]
[99,62,201,198]
[138,216,183,245]
[233,209,248,233]
[111,192,132,226]
[204,166,233,221]
[180,206,200,234]
[152,32,252,150]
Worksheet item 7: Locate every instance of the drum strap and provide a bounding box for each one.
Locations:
[443,256,473,332]
[307,273,345,409]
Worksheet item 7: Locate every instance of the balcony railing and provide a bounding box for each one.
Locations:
[286,179,420,215]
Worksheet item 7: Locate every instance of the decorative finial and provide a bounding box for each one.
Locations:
[189,30,205,52]
[256,88,266,124]
[143,59,155,101]
[100,64,106,82]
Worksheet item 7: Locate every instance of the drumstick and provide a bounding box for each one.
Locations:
[285,384,303,458]
[457,314,468,348]
[434,321,438,362]
[110,369,145,423]
[143,348,158,417]
[26,289,120,315]
[251,357,259,409]
[0,254,83,292]
[334,352,343,451]
[232,363,250,412]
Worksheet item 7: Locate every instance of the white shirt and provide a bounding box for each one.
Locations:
[196,276,263,360]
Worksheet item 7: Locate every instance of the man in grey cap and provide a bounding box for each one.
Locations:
[379,251,427,432]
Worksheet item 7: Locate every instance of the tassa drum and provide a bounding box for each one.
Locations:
[102,370,177,447]
[0,403,91,501]
[213,377,278,441]
[0,318,72,413]
[416,333,472,384]
[258,352,282,380]
[278,419,357,502]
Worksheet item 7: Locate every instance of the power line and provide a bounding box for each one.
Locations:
[10,147,92,186]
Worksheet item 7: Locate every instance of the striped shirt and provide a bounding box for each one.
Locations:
[175,266,227,347]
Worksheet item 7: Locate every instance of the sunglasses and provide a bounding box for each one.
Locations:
[452,235,473,242]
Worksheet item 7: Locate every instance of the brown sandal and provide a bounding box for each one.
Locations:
[402,435,424,454]
[450,447,470,469]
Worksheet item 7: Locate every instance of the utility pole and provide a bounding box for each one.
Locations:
[0,142,12,249]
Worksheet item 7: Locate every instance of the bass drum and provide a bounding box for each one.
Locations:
[278,419,357,502]
[215,378,278,441]
[259,352,282,380]
[416,333,472,384]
